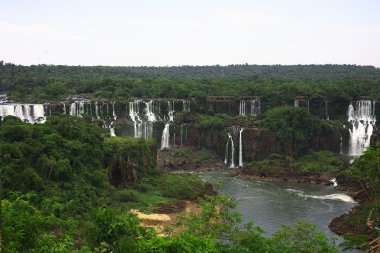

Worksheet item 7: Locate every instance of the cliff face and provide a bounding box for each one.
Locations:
[173,125,341,164]
[105,137,157,186]
[44,99,366,164]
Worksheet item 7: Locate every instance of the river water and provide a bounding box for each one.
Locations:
[198,170,361,252]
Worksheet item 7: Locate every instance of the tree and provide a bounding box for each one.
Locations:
[262,106,332,157]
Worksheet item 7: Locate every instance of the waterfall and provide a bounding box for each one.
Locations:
[144,100,156,122]
[325,101,329,120]
[307,101,310,112]
[239,100,246,116]
[347,100,376,157]
[330,178,338,187]
[224,133,236,168]
[339,134,343,155]
[224,134,230,165]
[239,128,244,167]
[129,100,143,138]
[161,123,170,149]
[294,100,299,107]
[161,101,175,149]
[112,102,117,121]
[239,99,261,116]
[95,102,100,120]
[0,104,46,123]
[167,101,174,121]
[229,134,236,168]
[250,100,261,116]
[70,102,76,116]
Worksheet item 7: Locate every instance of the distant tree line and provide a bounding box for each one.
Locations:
[0,63,379,103]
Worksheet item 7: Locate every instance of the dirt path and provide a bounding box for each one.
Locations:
[130,200,201,235]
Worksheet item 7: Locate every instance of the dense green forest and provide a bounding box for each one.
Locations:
[1,63,380,102]
[0,115,344,252]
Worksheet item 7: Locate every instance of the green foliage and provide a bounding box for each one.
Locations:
[349,142,380,197]
[297,151,344,173]
[165,147,213,165]
[2,64,380,107]
[0,115,105,193]
[245,151,344,175]
[270,221,339,253]
[161,173,206,200]
[105,137,157,179]
[199,114,231,130]
[86,195,338,253]
[262,106,333,157]
[89,206,153,250]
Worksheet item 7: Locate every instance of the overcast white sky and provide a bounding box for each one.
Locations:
[1,0,379,67]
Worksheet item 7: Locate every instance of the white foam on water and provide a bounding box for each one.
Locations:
[286,188,355,203]
[303,194,355,203]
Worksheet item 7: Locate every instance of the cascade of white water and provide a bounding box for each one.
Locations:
[224,134,230,165]
[294,100,299,107]
[62,103,66,114]
[325,101,329,120]
[161,101,175,149]
[95,102,100,120]
[330,178,338,187]
[239,128,244,167]
[69,102,76,116]
[161,123,170,149]
[239,100,246,116]
[347,100,376,156]
[229,134,236,168]
[168,101,174,122]
[144,100,156,122]
[129,100,143,138]
[339,134,343,155]
[0,104,45,123]
[307,101,310,112]
[250,100,261,116]
[143,100,157,139]
[110,128,116,137]
[224,133,236,168]
[33,104,46,123]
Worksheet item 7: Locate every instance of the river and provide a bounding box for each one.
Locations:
[198,170,361,252]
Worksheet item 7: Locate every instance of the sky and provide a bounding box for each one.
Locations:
[0,0,379,67]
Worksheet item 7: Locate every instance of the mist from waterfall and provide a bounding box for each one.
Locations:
[347,100,376,157]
